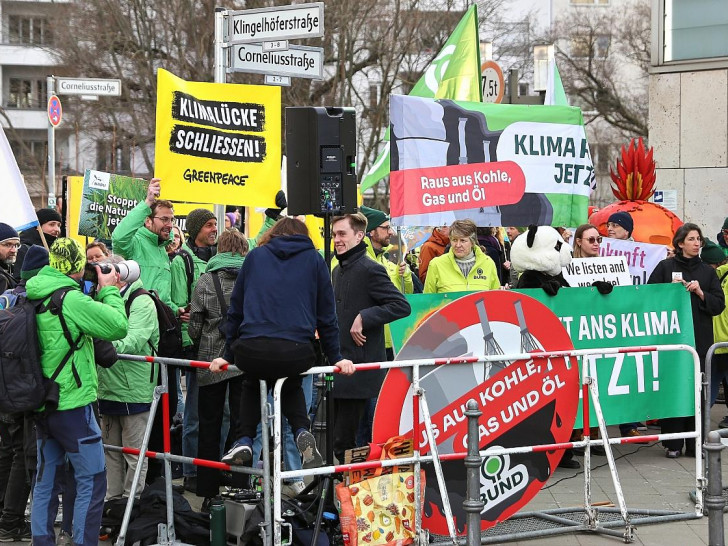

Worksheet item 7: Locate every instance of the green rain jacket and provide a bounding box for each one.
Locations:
[111,202,174,309]
[424,245,500,294]
[97,278,160,404]
[26,266,128,411]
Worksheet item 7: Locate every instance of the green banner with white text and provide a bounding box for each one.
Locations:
[390,284,695,427]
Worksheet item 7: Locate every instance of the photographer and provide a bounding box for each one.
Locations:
[95,256,159,500]
[26,238,128,546]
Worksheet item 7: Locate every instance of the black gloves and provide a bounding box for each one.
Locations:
[265,190,288,220]
[592,280,614,295]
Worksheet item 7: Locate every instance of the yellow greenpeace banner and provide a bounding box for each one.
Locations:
[154,69,281,207]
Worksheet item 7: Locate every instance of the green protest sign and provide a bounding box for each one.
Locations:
[389,284,695,426]
[78,170,147,239]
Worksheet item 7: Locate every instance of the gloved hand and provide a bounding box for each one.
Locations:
[592,280,614,295]
[265,190,288,220]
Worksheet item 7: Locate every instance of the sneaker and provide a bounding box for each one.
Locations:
[296,430,323,469]
[636,422,647,431]
[646,419,660,429]
[57,529,73,546]
[221,439,253,466]
[557,457,581,469]
[0,521,31,542]
[666,449,681,459]
[282,481,306,498]
[183,476,197,493]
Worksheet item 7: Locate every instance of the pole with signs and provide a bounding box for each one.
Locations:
[46,76,59,210]
[211,9,228,238]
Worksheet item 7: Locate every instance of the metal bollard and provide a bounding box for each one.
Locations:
[463,399,484,546]
[705,431,726,546]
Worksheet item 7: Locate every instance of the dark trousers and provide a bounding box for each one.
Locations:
[234,338,315,440]
[0,414,34,528]
[333,399,367,464]
[197,377,244,498]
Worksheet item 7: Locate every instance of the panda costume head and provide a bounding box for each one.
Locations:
[510,224,572,296]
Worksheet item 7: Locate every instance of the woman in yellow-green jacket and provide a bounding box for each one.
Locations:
[424,219,500,293]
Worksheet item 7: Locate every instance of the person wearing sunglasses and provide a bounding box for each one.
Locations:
[572,224,602,258]
[0,223,20,294]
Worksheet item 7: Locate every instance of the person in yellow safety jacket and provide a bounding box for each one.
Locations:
[424,219,500,293]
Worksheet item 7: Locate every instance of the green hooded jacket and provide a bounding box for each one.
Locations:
[97,278,160,404]
[171,242,208,347]
[111,201,174,309]
[26,266,129,411]
[713,263,728,354]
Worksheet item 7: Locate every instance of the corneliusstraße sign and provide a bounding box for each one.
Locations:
[56,78,121,97]
[231,43,323,80]
[228,3,324,43]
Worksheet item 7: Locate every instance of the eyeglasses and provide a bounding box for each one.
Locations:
[153,216,175,225]
[0,242,20,249]
[583,236,602,244]
[722,230,728,236]
[377,225,393,231]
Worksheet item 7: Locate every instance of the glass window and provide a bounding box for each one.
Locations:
[6,15,52,45]
[664,0,728,61]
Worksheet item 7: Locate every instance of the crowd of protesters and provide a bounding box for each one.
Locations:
[1,180,728,544]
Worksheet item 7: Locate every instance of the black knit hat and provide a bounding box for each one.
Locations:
[607,211,634,237]
[20,245,49,280]
[0,223,19,243]
[36,208,62,226]
[185,208,216,243]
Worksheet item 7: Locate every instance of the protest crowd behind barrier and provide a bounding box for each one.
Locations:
[0,4,727,544]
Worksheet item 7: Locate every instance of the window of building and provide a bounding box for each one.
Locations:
[8,78,46,109]
[6,15,52,45]
[570,0,609,4]
[9,140,46,169]
[369,84,379,110]
[570,34,610,59]
[663,0,728,62]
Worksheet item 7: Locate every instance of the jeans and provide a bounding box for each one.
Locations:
[710,353,728,406]
[32,405,106,546]
[253,374,314,482]
[182,369,199,478]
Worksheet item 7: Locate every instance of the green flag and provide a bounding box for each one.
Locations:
[360,4,482,193]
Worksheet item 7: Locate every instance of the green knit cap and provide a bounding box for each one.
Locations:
[49,238,86,275]
[701,239,726,265]
[360,206,389,232]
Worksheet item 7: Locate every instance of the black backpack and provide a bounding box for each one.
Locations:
[126,288,183,358]
[0,286,81,414]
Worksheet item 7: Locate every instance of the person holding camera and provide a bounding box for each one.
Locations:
[96,255,159,500]
[25,238,129,546]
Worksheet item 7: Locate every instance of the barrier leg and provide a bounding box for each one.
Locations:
[589,378,635,542]
[582,358,597,529]
[412,364,425,544]
[419,389,458,545]
[705,431,725,546]
[261,380,273,546]
[115,382,164,546]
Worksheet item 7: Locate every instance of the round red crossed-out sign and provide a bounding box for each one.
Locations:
[47,95,62,127]
[373,290,580,536]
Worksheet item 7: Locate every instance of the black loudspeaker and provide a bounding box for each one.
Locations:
[286,107,357,216]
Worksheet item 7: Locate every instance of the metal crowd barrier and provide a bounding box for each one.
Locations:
[115,342,703,546]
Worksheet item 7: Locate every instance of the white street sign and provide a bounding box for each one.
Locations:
[232,43,323,80]
[229,3,324,44]
[56,78,122,97]
[265,75,291,87]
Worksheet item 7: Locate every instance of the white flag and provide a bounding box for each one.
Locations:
[0,125,38,231]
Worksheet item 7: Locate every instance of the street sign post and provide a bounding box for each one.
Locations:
[229,3,324,44]
[55,78,122,97]
[231,43,323,80]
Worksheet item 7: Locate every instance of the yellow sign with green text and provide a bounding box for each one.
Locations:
[154,68,281,207]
